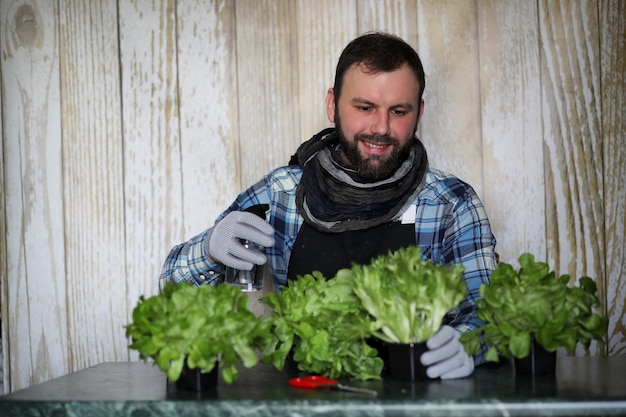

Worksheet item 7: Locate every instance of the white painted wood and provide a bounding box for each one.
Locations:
[540,0,604,277]
[176,0,241,238]
[234,0,301,186]
[416,0,485,200]
[296,0,357,140]
[234,0,305,313]
[0,3,7,395]
[1,0,68,390]
[539,0,605,355]
[117,0,184,361]
[478,1,545,265]
[58,1,129,369]
[600,0,626,356]
[0,0,10,395]
[174,0,278,314]
[358,0,417,40]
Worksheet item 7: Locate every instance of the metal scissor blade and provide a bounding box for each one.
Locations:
[336,383,378,396]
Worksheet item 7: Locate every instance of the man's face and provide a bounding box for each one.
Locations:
[326,63,424,181]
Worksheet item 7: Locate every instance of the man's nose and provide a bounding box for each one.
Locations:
[370,111,390,135]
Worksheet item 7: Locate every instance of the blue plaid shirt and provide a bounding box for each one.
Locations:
[160,165,497,364]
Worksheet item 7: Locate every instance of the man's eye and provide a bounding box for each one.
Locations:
[356,106,372,112]
[392,109,408,116]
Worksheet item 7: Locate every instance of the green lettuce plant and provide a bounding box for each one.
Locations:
[126,282,274,384]
[336,245,467,344]
[261,246,468,379]
[460,253,608,361]
[260,271,383,380]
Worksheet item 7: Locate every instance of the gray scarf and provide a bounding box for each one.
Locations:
[290,128,428,233]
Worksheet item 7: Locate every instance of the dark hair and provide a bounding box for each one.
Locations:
[333,32,425,105]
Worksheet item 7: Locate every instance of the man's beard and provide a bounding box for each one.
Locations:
[335,116,415,181]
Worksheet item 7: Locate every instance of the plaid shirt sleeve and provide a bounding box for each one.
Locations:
[158,166,301,292]
[158,229,218,291]
[414,169,498,365]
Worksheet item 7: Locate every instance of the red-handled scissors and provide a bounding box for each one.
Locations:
[289,375,378,396]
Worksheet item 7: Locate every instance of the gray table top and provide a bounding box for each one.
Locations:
[1,356,625,416]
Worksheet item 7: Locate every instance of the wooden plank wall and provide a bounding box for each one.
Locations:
[0,0,624,392]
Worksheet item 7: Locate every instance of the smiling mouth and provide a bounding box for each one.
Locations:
[364,141,388,148]
[360,140,393,153]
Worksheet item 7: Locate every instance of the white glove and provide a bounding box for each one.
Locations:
[205,211,275,271]
[420,325,474,379]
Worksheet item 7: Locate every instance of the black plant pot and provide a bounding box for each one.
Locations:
[514,339,556,376]
[385,342,429,381]
[175,362,219,391]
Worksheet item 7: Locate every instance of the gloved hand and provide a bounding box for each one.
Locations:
[205,211,275,271]
[420,325,474,379]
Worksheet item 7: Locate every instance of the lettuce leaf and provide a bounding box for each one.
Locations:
[126,282,274,383]
[261,246,467,378]
[460,253,608,359]
[338,246,467,344]
[261,271,383,380]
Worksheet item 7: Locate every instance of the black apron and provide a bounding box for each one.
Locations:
[287,221,416,280]
[286,219,418,369]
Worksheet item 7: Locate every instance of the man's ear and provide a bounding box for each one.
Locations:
[413,100,425,137]
[417,99,425,123]
[325,88,336,123]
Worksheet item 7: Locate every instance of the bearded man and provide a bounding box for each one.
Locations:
[160,32,497,380]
